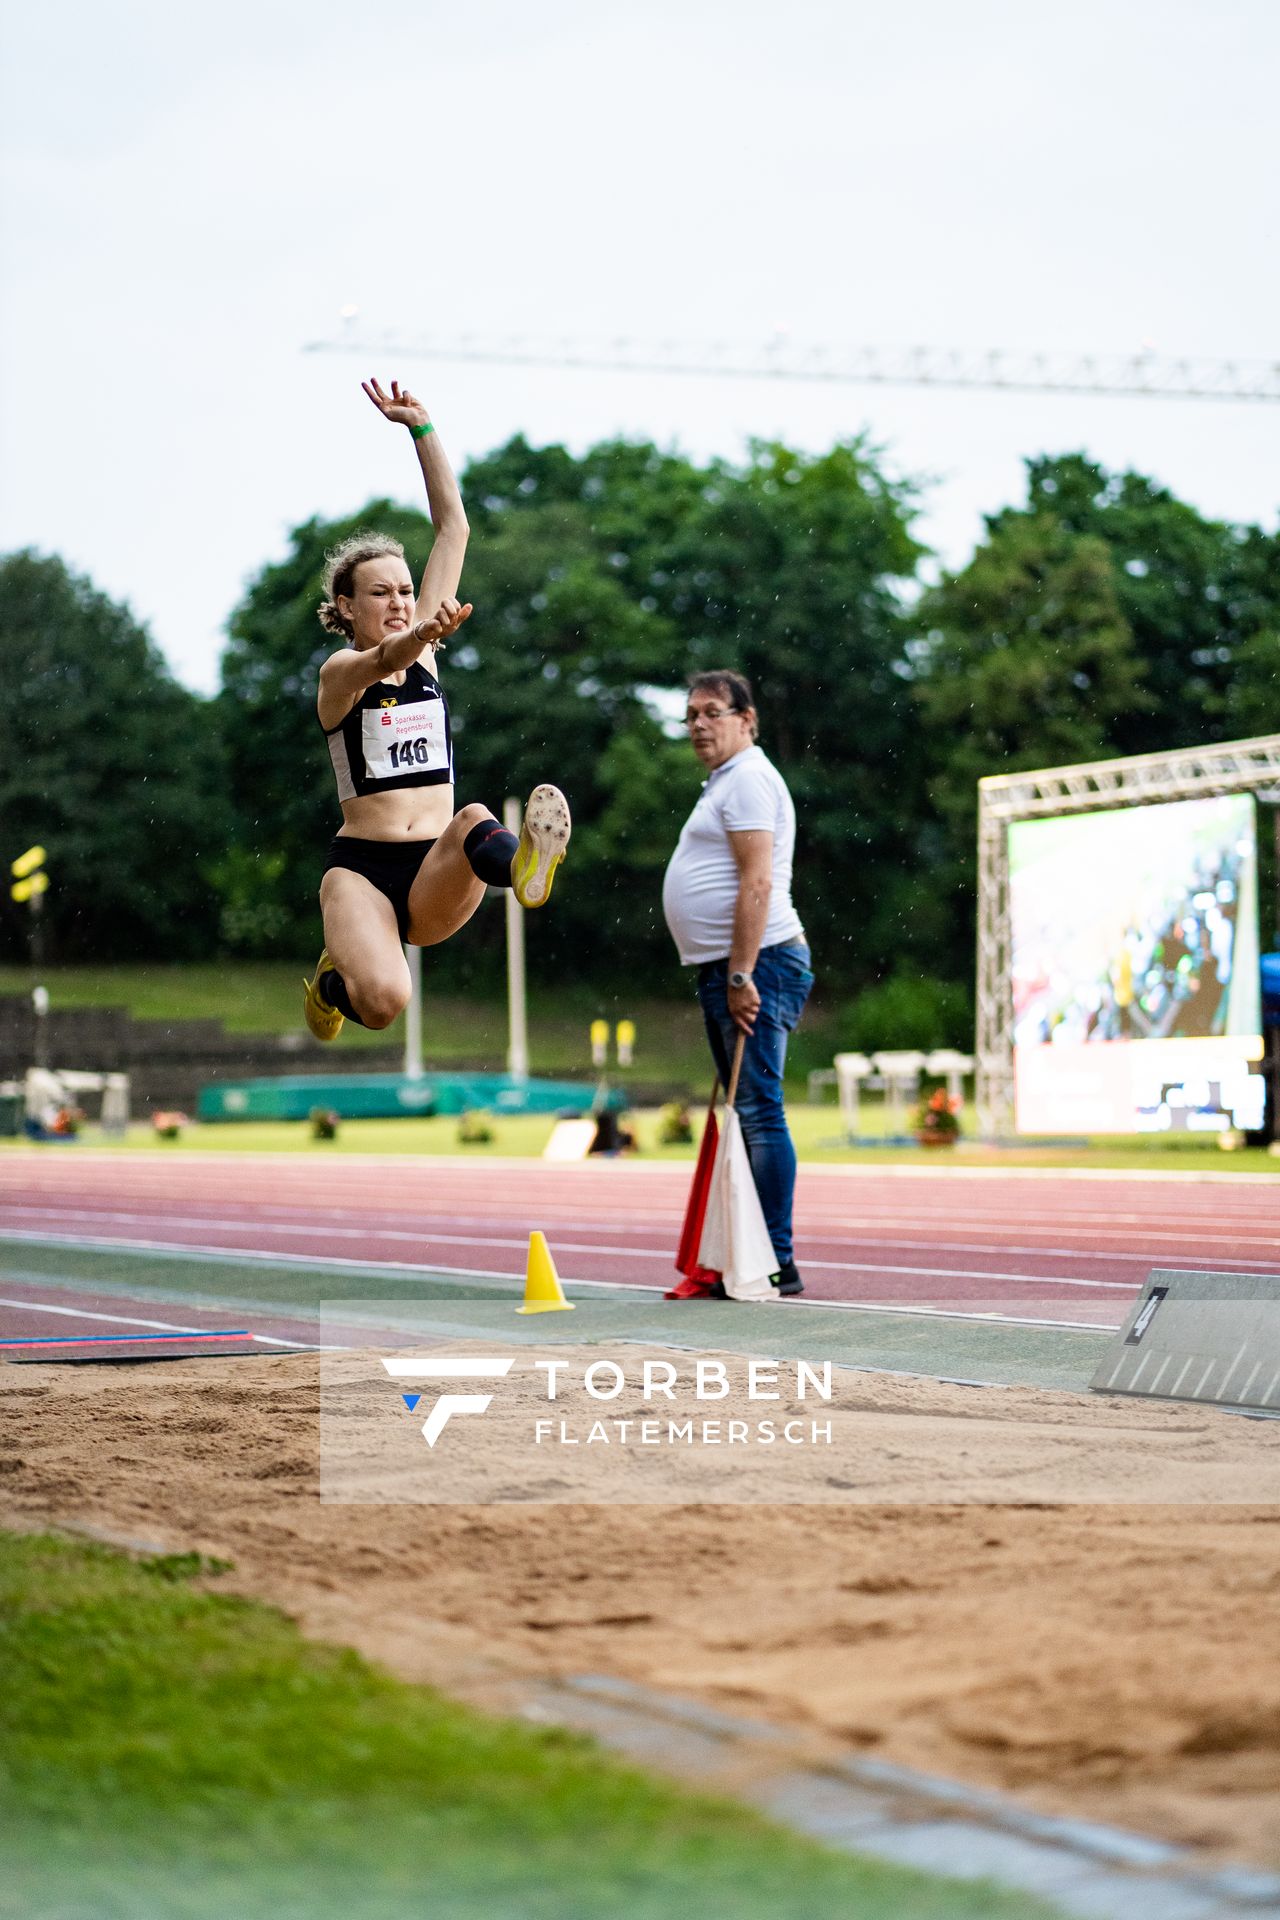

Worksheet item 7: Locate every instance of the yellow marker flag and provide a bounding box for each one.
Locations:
[10,845,46,880]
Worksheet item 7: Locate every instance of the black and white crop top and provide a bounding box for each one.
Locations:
[323,659,454,804]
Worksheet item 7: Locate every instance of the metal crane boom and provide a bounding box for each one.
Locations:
[305,330,1280,403]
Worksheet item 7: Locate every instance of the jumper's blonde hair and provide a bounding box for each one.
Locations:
[317,533,408,638]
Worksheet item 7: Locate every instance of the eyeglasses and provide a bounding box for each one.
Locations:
[684,706,740,726]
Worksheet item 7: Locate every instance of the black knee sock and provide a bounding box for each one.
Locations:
[463,819,519,887]
[319,968,367,1026]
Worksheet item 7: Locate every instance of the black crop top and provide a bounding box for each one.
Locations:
[323,659,454,804]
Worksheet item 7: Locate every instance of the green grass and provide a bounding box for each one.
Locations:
[0,963,329,1036]
[4,964,1275,1170]
[0,1532,1065,1920]
[0,963,736,1080]
[4,1104,1276,1171]
[0,962,849,1091]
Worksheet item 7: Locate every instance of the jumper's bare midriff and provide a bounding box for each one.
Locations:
[335,782,457,842]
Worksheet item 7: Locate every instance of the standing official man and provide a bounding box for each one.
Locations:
[662,671,814,1295]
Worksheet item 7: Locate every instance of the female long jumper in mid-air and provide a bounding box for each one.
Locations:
[302,378,571,1042]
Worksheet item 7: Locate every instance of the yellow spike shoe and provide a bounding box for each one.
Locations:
[511,785,571,909]
[303,949,344,1042]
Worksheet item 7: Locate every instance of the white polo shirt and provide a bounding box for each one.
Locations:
[662,744,805,966]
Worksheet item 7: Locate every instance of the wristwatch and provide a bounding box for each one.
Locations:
[729,969,754,990]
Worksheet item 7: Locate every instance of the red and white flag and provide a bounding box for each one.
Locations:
[696,1104,775,1301]
[666,1093,721,1299]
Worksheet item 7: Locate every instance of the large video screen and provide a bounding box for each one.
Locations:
[1009,794,1264,1134]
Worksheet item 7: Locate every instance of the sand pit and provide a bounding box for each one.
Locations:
[3,1349,1278,1868]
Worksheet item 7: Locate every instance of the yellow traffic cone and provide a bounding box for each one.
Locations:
[517,1230,575,1314]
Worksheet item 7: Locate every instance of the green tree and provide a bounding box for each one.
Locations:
[654,439,929,984]
[0,550,227,961]
[1007,455,1279,753]
[436,484,695,985]
[911,458,1280,988]
[913,510,1144,981]
[1225,624,1280,739]
[917,512,1142,786]
[216,434,929,994]
[216,459,696,981]
[1218,520,1280,740]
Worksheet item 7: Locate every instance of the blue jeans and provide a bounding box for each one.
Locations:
[696,941,814,1267]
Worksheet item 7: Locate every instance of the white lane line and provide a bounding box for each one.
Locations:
[801,1220,1280,1248]
[0,1230,661,1292]
[802,1239,1273,1269]
[0,1211,1138,1290]
[0,1230,1122,1336]
[248,1334,344,1349]
[795,1259,1134,1290]
[9,1173,1274,1222]
[20,1167,1275,1213]
[0,1291,325,1353]
[6,1210,1272,1269]
[0,1205,592,1258]
[0,1295,316,1351]
[5,1198,1275,1264]
[16,1148,1280,1187]
[70,1199,1275,1264]
[1,1206,605,1261]
[0,1295,215,1334]
[766,1298,1117,1332]
[10,1165,1275,1221]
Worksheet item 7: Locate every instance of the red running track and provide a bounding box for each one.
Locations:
[1,1151,1277,1346]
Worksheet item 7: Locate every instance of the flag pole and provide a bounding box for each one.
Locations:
[668,1073,725,1299]
[726,1031,746,1108]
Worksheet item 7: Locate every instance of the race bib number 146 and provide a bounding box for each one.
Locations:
[362,702,449,782]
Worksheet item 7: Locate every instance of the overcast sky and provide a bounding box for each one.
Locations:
[2,0,1276,693]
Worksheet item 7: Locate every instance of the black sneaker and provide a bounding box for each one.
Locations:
[772,1262,804,1297]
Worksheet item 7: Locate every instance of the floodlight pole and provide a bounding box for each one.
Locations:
[28,893,45,1068]
[10,847,49,1071]
[504,796,529,1081]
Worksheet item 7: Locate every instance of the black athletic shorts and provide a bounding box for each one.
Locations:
[323,836,437,942]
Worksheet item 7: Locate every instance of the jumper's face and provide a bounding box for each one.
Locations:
[685,690,755,769]
[340,558,416,648]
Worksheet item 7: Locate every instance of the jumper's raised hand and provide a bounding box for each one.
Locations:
[362,376,429,428]
[413,597,473,647]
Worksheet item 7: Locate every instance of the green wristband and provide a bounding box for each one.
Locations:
[409,420,435,440]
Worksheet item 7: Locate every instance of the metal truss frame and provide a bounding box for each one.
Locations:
[975,733,1280,1137]
[306,331,1280,404]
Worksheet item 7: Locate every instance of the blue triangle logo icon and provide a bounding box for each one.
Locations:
[401,1393,421,1412]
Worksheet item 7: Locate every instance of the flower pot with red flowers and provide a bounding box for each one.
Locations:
[913,1086,961,1147]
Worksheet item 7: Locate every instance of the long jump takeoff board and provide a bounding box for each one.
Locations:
[1091,1270,1280,1411]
